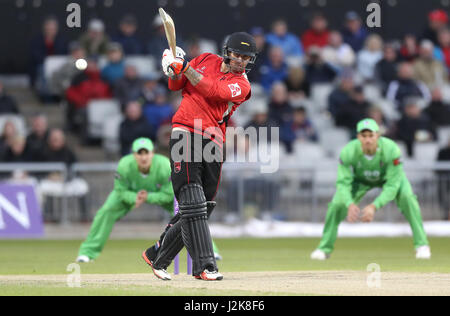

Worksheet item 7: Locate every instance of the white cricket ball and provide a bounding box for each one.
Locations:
[75,58,88,70]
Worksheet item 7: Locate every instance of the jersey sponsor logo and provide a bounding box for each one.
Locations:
[228,83,242,97]
[196,66,206,73]
[364,170,381,182]
[174,162,181,174]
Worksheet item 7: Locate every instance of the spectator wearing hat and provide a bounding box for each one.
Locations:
[374,42,399,93]
[101,43,126,86]
[413,40,448,89]
[0,81,20,115]
[341,11,368,52]
[280,107,318,153]
[112,14,144,55]
[79,19,110,57]
[301,13,330,52]
[266,18,304,58]
[49,42,86,96]
[422,9,449,46]
[120,101,155,155]
[29,16,68,89]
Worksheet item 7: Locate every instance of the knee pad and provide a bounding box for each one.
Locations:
[178,183,208,218]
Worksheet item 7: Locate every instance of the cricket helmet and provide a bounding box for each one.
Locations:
[222,32,258,72]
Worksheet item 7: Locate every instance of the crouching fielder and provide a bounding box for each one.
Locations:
[311,119,431,260]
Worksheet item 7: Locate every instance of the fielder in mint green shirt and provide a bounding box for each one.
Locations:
[77,138,174,262]
[311,119,430,260]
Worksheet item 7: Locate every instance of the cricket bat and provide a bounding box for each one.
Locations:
[158,8,177,58]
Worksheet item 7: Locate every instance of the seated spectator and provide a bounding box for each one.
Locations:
[143,87,174,131]
[112,14,144,55]
[148,15,184,61]
[341,11,368,52]
[266,18,304,58]
[259,46,289,93]
[304,46,337,85]
[42,129,77,166]
[244,106,277,144]
[424,88,450,126]
[267,81,293,126]
[437,27,450,70]
[436,139,450,220]
[101,43,125,86]
[0,81,20,114]
[334,86,371,134]
[3,136,33,162]
[394,98,437,157]
[386,62,431,111]
[114,64,143,107]
[0,121,18,159]
[374,42,399,93]
[301,13,330,52]
[119,101,155,155]
[155,123,172,158]
[280,107,318,153]
[79,19,110,57]
[138,74,164,108]
[247,27,268,83]
[422,10,448,46]
[29,16,67,90]
[368,105,391,136]
[413,40,448,89]
[26,113,49,162]
[357,34,383,83]
[328,70,355,117]
[283,65,310,103]
[49,42,86,96]
[321,30,356,71]
[399,34,420,62]
[65,59,112,132]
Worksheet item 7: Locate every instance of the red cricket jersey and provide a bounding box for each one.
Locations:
[169,53,251,144]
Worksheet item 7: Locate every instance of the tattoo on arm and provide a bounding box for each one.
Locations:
[184,66,203,86]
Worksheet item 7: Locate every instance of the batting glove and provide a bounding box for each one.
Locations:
[162,49,190,77]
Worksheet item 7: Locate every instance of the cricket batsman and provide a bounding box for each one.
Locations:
[142,32,257,281]
[311,119,431,260]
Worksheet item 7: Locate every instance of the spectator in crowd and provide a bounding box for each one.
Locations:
[29,16,67,89]
[119,101,155,155]
[368,105,391,136]
[394,98,436,157]
[114,64,143,107]
[0,81,20,114]
[341,11,368,52]
[148,14,184,61]
[413,40,448,89]
[259,46,289,93]
[185,38,202,60]
[0,121,18,158]
[438,27,450,69]
[304,46,337,85]
[155,123,172,158]
[143,87,174,131]
[284,65,310,104]
[328,70,355,117]
[49,42,86,96]
[267,81,293,126]
[301,13,330,52]
[112,14,144,55]
[42,129,77,166]
[266,18,304,58]
[436,138,450,220]
[244,105,277,145]
[26,113,49,162]
[399,34,420,62]
[422,9,449,46]
[386,62,431,111]
[374,42,399,93]
[424,87,450,126]
[138,74,164,108]
[79,19,110,57]
[101,43,126,86]
[357,34,383,83]
[280,107,318,153]
[247,27,268,83]
[3,136,33,162]
[65,59,112,132]
[321,30,356,71]
[334,86,371,134]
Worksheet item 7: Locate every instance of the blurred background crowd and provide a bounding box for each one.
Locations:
[1,1,450,222]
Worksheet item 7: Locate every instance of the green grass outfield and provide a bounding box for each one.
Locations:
[0,237,449,295]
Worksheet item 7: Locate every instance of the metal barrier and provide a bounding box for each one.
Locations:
[0,161,449,223]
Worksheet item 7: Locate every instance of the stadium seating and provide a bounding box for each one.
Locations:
[102,113,123,154]
[124,56,157,77]
[413,142,440,161]
[437,127,450,147]
[43,56,69,82]
[319,128,351,158]
[86,99,121,140]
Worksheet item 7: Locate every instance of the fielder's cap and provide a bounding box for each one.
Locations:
[357,118,379,133]
[132,138,154,153]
